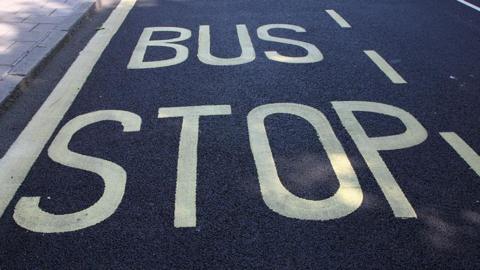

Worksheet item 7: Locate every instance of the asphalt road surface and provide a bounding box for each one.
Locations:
[1,0,480,269]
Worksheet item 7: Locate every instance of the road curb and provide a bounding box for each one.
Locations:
[0,1,97,107]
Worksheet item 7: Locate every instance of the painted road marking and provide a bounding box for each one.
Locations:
[128,27,192,69]
[9,101,427,233]
[198,25,256,66]
[1,0,474,232]
[325,10,352,28]
[457,0,480,12]
[257,24,323,63]
[333,101,426,218]
[248,103,363,220]
[364,50,407,84]
[128,24,323,68]
[440,132,480,177]
[158,105,232,228]
[13,110,142,233]
[0,0,138,218]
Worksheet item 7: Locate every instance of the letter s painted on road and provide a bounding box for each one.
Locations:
[257,24,323,64]
[13,110,141,233]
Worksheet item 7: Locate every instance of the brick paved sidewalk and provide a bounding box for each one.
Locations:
[0,0,95,104]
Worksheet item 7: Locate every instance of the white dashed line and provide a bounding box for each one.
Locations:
[440,132,480,177]
[364,50,407,84]
[457,0,480,12]
[326,9,352,28]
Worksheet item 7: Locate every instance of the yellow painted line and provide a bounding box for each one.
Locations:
[440,132,480,177]
[248,103,363,220]
[364,50,407,84]
[158,105,232,228]
[0,0,138,217]
[325,9,351,28]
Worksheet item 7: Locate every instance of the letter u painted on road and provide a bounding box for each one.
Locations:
[198,25,256,65]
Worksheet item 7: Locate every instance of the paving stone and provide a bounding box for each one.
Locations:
[25,15,68,24]
[0,42,35,66]
[26,8,56,17]
[11,31,66,76]
[43,0,70,10]
[37,30,66,48]
[50,8,75,17]
[0,15,26,23]
[9,46,50,76]
[56,14,85,31]
[3,31,50,42]
[0,24,11,35]
[0,41,15,52]
[11,23,38,32]
[0,75,23,102]
[31,23,57,32]
[0,0,94,104]
[58,4,93,30]
[47,0,70,4]
[0,66,11,79]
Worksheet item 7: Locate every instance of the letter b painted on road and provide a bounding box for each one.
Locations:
[128,27,192,69]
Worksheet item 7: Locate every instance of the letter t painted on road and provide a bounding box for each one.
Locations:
[158,105,232,228]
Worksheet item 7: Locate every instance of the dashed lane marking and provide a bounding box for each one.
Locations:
[364,50,407,84]
[325,9,352,28]
[457,0,480,12]
[440,132,480,177]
